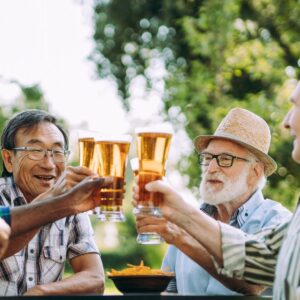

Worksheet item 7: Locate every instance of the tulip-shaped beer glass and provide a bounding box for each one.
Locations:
[134,126,172,244]
[93,135,131,222]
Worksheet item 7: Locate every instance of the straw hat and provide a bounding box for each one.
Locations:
[194,108,277,176]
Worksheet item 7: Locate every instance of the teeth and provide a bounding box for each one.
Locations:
[36,176,54,180]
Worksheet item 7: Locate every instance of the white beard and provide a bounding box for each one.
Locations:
[199,166,250,205]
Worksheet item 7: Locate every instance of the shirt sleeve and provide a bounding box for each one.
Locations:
[66,213,99,260]
[213,219,290,286]
[0,206,11,226]
[162,246,177,293]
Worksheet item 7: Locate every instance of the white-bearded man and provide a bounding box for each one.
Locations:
[135,108,291,296]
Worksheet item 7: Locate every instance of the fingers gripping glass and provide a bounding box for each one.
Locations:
[199,152,250,167]
[12,147,70,163]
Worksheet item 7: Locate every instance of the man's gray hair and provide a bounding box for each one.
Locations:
[246,150,267,190]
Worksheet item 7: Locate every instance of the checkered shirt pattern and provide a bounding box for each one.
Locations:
[0,177,99,295]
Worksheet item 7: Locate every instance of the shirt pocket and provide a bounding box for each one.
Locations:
[40,246,67,284]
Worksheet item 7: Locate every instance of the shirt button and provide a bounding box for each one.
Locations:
[29,277,33,281]
[245,213,248,217]
[60,255,63,260]
[30,249,34,254]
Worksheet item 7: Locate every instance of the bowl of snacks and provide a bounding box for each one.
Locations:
[107,261,174,294]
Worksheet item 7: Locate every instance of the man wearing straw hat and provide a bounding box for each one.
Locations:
[135,107,291,295]
[135,83,300,300]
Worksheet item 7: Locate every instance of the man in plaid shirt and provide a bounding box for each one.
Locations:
[0,110,105,295]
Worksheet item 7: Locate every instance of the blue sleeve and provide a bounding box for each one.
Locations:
[0,206,11,226]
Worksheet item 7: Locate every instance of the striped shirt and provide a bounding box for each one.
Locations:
[215,204,299,299]
[163,190,292,295]
[0,177,99,296]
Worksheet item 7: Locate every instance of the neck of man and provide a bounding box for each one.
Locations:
[214,189,256,223]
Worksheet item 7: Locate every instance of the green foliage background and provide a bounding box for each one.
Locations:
[1,0,300,293]
[90,0,300,210]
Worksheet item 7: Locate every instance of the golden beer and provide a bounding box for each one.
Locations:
[94,137,131,221]
[136,132,172,208]
[79,137,95,169]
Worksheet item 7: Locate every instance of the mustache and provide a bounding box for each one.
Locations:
[202,173,226,182]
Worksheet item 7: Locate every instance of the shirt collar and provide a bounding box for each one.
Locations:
[200,189,264,228]
[2,177,27,206]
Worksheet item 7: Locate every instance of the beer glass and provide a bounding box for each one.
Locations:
[94,135,131,222]
[78,132,99,215]
[134,126,172,244]
[78,136,95,169]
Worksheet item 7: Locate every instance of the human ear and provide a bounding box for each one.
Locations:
[1,149,14,173]
[247,161,263,187]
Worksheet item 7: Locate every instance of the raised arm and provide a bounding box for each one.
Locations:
[136,215,266,295]
[138,181,286,286]
[2,172,111,258]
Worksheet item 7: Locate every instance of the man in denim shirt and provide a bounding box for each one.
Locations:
[136,108,291,295]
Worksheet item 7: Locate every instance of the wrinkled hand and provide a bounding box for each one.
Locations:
[135,215,186,245]
[133,180,191,224]
[35,166,97,202]
[0,218,11,259]
[62,176,113,214]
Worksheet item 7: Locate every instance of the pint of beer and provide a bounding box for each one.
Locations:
[94,135,131,222]
[134,126,172,244]
[78,137,95,169]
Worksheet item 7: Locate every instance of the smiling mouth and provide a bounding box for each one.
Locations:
[34,175,55,181]
[207,180,223,184]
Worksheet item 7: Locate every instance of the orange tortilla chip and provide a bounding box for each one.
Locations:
[107,260,174,276]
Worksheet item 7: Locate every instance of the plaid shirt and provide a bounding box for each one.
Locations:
[0,177,99,296]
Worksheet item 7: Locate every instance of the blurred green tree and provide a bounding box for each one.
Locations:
[91,0,300,210]
[0,82,50,174]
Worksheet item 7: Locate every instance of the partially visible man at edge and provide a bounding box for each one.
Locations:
[0,109,105,296]
[135,83,300,300]
[136,108,291,295]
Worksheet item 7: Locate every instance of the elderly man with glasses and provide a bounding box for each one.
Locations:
[0,110,105,296]
[135,108,291,296]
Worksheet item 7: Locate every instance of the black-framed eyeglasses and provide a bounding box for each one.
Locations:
[12,146,70,163]
[199,152,250,168]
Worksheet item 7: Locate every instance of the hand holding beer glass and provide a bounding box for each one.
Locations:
[134,126,172,244]
[93,135,131,222]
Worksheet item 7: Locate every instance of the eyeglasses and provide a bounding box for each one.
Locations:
[12,146,70,163]
[199,152,250,168]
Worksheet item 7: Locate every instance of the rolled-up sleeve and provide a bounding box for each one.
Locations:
[213,220,290,286]
[67,213,99,260]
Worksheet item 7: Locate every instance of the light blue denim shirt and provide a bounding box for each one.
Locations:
[161,190,292,295]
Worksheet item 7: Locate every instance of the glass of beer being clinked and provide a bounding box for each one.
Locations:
[93,135,132,222]
[78,135,95,169]
[78,131,101,215]
[134,125,173,244]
